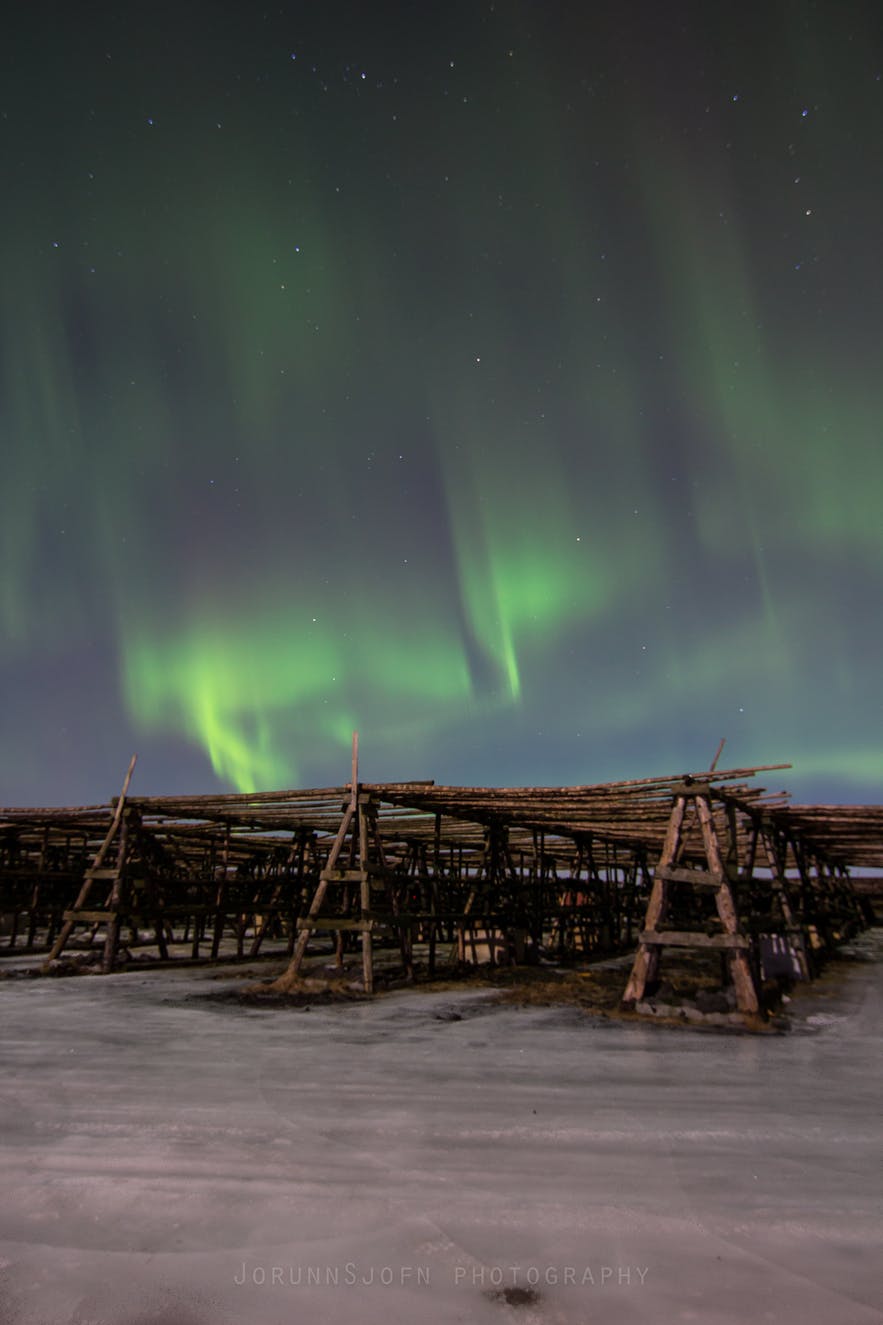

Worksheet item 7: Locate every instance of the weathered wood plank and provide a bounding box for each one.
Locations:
[638,929,750,950]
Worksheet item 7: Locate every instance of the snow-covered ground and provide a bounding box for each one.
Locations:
[1,938,881,1325]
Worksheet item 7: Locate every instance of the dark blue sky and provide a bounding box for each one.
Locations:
[1,1,880,805]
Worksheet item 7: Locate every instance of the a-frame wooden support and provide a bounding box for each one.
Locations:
[41,756,137,973]
[269,733,411,995]
[622,781,759,1015]
[270,737,362,991]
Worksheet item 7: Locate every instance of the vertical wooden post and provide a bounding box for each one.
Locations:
[210,822,231,959]
[28,827,51,950]
[270,734,360,993]
[359,795,374,994]
[102,810,131,974]
[758,824,808,977]
[428,812,441,975]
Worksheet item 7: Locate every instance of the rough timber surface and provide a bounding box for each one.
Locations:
[1,762,880,1024]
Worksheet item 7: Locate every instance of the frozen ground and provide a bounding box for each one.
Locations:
[1,937,881,1325]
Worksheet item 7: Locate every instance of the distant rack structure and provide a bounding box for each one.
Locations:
[0,753,880,1019]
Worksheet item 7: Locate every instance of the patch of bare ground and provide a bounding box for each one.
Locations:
[215,971,370,1007]
[493,953,794,1030]
[217,938,877,1030]
[233,951,738,1022]
[486,1285,541,1308]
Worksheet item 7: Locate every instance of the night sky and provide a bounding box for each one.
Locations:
[2,1,881,806]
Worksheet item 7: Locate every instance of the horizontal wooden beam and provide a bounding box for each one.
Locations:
[639,930,750,950]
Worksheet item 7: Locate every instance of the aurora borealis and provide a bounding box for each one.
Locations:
[1,1,880,805]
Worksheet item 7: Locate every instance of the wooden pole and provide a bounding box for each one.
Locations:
[359,796,374,993]
[101,810,131,973]
[709,738,726,773]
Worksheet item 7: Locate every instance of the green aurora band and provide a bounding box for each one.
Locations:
[0,3,880,801]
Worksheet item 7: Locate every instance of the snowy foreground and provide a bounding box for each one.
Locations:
[1,939,881,1325]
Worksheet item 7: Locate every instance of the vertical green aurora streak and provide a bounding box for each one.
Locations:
[0,2,880,801]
